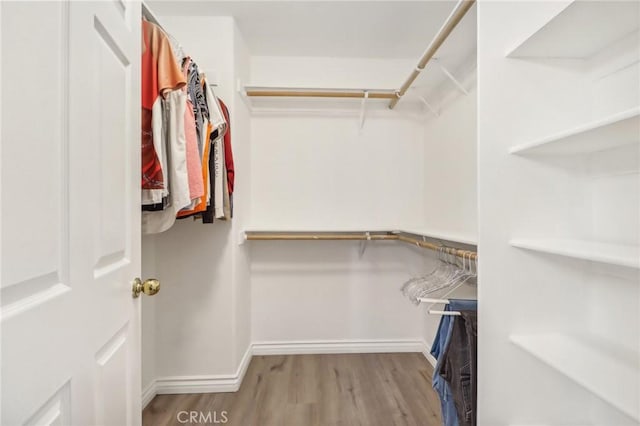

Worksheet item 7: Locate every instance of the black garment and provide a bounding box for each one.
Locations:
[463,311,477,425]
[141,197,169,211]
[440,311,478,426]
[201,141,216,223]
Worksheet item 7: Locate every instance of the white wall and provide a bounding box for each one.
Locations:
[231,20,253,373]
[248,55,425,230]
[251,241,428,345]
[422,87,477,241]
[250,56,414,89]
[249,114,424,230]
[141,235,157,395]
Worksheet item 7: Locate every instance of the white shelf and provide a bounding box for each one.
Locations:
[510,238,640,269]
[511,333,640,421]
[400,229,477,246]
[510,108,640,155]
[506,2,640,59]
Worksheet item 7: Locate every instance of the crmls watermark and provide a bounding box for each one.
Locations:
[176,410,229,424]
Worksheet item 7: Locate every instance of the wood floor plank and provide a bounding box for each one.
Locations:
[142,353,442,426]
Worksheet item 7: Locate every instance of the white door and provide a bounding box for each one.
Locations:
[1,1,145,425]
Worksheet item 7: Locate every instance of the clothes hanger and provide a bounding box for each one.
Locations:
[423,251,472,307]
[401,244,445,296]
[427,251,478,315]
[414,248,474,302]
[404,246,451,303]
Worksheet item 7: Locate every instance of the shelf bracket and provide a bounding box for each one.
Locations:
[435,60,469,96]
[411,90,439,117]
[359,91,369,132]
[359,232,372,258]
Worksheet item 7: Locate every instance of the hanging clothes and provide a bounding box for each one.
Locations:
[140,19,234,232]
[431,299,478,426]
[202,78,231,223]
[142,89,191,234]
[176,105,214,217]
[181,58,205,205]
[140,20,186,206]
[220,99,234,219]
[203,80,227,220]
[186,61,209,158]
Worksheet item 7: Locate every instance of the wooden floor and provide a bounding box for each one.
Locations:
[143,353,442,426]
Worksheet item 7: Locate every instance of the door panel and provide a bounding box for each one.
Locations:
[93,9,132,277]
[1,1,70,321]
[1,1,141,425]
[95,324,131,426]
[23,381,71,426]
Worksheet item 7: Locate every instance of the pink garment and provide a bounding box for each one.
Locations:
[182,58,204,202]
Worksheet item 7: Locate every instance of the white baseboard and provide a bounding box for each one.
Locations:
[423,347,437,368]
[155,373,240,395]
[143,339,428,401]
[149,344,253,398]
[142,381,157,409]
[235,342,253,386]
[252,339,426,356]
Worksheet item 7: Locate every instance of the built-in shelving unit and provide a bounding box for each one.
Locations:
[482,2,640,424]
[511,333,640,421]
[510,238,640,270]
[509,107,640,155]
[506,1,640,59]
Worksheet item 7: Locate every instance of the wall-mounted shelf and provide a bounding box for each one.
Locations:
[510,238,640,269]
[400,228,477,246]
[511,333,640,421]
[506,1,640,59]
[509,107,640,156]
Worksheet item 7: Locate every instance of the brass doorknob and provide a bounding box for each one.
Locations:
[132,278,160,298]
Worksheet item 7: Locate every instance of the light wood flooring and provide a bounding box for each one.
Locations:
[142,353,442,426]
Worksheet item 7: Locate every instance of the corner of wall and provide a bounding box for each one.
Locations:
[230,16,253,375]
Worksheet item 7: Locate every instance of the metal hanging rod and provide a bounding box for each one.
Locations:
[389,0,476,109]
[141,1,163,28]
[245,88,397,99]
[396,234,477,260]
[244,231,477,260]
[245,232,397,241]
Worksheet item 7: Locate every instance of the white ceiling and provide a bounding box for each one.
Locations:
[148,1,467,59]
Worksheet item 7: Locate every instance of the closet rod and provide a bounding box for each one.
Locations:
[141,1,162,28]
[246,233,398,241]
[244,231,478,260]
[396,234,477,260]
[388,0,476,109]
[246,89,397,99]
